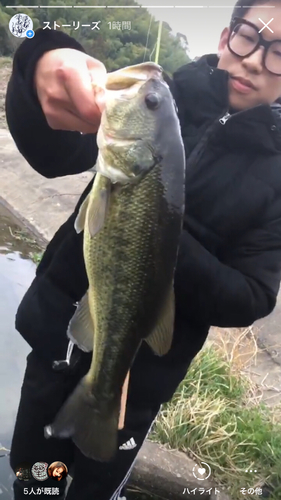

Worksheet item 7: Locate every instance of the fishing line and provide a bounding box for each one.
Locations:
[149,42,157,62]
[143,12,153,62]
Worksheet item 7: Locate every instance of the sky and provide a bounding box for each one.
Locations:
[139,1,276,58]
[139,2,234,58]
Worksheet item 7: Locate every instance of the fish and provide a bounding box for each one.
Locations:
[44,62,186,462]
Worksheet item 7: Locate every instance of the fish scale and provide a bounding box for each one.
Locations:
[86,166,170,393]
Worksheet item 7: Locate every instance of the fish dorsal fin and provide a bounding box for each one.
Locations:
[144,284,175,356]
[67,291,94,352]
[87,173,111,238]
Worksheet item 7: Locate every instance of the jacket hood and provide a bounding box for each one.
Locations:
[172,54,281,154]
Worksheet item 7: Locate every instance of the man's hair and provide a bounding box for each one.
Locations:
[231,0,278,23]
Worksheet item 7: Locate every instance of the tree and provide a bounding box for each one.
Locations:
[0,0,191,74]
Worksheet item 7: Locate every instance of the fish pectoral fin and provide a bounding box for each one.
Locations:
[67,292,94,352]
[88,173,111,238]
[144,285,175,356]
[74,194,90,234]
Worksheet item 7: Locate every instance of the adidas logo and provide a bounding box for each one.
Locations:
[119,437,137,451]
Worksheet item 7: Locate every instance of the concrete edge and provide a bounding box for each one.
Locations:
[0,195,48,248]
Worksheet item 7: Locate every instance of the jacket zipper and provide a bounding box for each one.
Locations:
[182,110,231,230]
[219,112,231,125]
[184,109,231,172]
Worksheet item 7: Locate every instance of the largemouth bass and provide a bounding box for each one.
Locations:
[45,62,185,462]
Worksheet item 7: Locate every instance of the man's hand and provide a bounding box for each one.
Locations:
[34,48,107,133]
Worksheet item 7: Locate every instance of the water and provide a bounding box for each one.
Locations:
[0,204,157,500]
[0,204,37,499]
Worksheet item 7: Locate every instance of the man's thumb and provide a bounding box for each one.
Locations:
[94,86,106,113]
[87,57,107,113]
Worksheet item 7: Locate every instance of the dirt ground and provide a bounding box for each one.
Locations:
[0,57,12,129]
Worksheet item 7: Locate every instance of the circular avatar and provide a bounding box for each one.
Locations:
[48,461,68,481]
[9,13,33,38]
[31,462,49,481]
[15,463,32,481]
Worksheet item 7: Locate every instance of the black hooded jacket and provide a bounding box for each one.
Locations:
[5,29,281,407]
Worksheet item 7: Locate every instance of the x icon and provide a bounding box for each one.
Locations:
[258,18,274,33]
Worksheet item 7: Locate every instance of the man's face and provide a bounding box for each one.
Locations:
[217,2,281,110]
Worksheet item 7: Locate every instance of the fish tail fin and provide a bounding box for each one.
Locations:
[44,377,120,462]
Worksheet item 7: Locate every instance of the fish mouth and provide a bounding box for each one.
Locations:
[105,62,163,91]
[104,133,142,144]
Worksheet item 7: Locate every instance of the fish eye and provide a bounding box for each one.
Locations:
[145,93,160,110]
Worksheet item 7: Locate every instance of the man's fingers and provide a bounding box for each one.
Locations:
[34,49,107,131]
[88,58,107,113]
[60,57,106,125]
[93,86,106,114]
[46,108,100,134]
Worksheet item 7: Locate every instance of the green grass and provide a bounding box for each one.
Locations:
[29,251,43,265]
[8,226,44,264]
[149,343,281,500]
[0,57,12,68]
[126,488,163,500]
[9,227,38,246]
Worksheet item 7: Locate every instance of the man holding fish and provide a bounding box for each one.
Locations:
[5,0,281,498]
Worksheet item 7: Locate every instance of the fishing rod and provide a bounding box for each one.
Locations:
[155,20,162,64]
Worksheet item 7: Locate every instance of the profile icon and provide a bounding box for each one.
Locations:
[48,461,68,481]
[9,14,33,38]
[31,462,48,481]
[15,462,32,481]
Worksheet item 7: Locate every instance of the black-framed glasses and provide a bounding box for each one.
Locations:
[228,17,281,76]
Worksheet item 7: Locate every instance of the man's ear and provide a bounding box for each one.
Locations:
[218,27,230,54]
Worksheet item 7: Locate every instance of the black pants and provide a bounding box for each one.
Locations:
[10,349,160,500]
